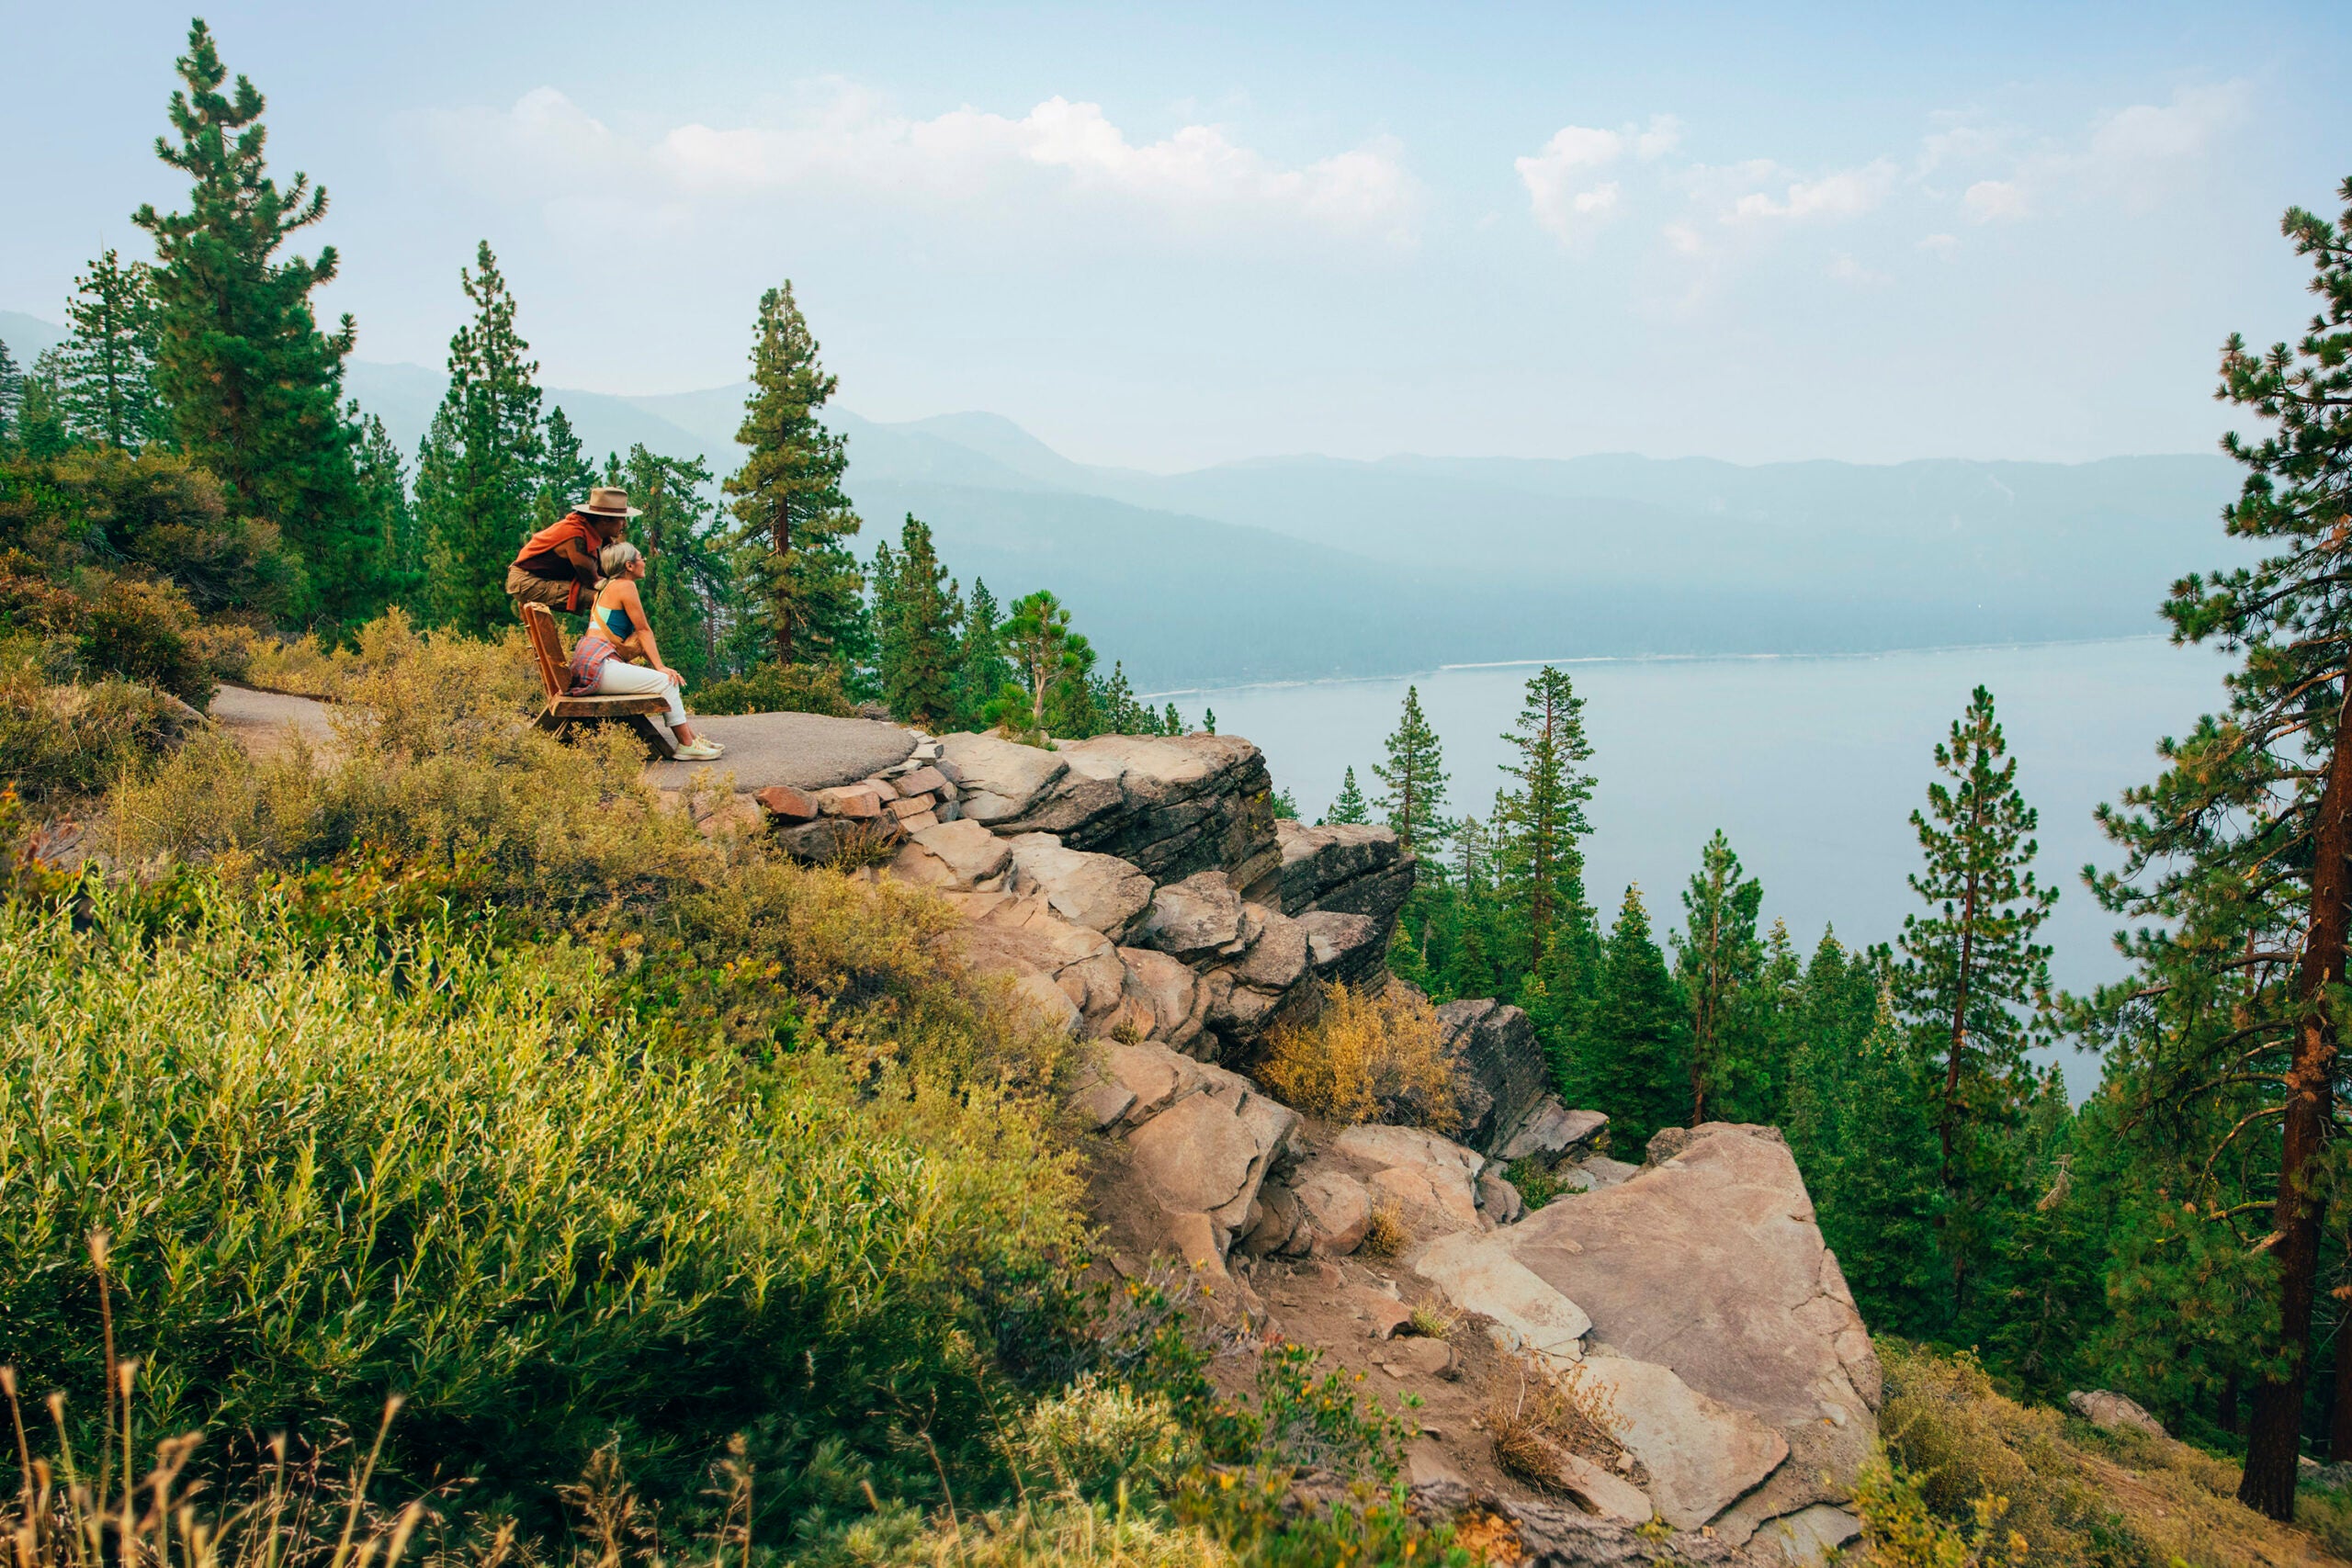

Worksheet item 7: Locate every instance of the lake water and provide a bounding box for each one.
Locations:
[1174,637,2234,1087]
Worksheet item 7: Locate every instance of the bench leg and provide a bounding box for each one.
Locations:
[624,713,679,761]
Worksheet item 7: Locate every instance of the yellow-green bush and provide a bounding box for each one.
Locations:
[0,885,1085,1509]
[695,660,856,717]
[1256,981,1457,1132]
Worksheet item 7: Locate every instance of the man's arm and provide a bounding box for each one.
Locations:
[556,537,601,586]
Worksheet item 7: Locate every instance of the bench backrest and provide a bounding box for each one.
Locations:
[521,604,568,699]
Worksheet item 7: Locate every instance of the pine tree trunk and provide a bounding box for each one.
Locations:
[2242,675,2352,1519]
[770,498,793,666]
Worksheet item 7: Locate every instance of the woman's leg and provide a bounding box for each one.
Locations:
[593,658,696,739]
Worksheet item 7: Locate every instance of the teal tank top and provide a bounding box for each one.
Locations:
[594,600,635,640]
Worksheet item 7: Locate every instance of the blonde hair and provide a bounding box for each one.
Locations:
[597,541,642,582]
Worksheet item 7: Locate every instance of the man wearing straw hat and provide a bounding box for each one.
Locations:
[506,486,638,617]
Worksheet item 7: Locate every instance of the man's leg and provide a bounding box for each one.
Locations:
[505,566,574,618]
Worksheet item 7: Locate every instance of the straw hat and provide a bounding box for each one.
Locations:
[577,486,643,519]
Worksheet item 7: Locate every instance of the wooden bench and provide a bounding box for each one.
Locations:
[521,603,677,760]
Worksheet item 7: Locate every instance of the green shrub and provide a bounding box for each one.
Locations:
[0,885,1085,1509]
[0,446,299,616]
[696,660,856,717]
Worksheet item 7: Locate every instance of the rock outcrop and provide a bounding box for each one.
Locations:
[969,733,1283,900]
[1275,819,1416,926]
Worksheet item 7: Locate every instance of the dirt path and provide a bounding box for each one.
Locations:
[209,684,341,761]
[208,685,917,796]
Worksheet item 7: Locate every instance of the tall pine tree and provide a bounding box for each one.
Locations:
[133,19,374,624]
[535,405,598,531]
[1374,685,1451,856]
[875,515,962,728]
[986,589,1092,736]
[415,242,544,636]
[724,283,861,670]
[1899,685,2055,1320]
[352,409,418,610]
[1492,666,1598,983]
[0,340,21,446]
[2081,178,2352,1517]
[55,249,166,449]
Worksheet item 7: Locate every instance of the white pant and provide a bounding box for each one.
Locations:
[594,658,687,729]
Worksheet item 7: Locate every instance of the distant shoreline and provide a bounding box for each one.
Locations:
[1141,632,2178,702]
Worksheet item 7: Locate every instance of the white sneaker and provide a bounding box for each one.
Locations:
[673,739,725,761]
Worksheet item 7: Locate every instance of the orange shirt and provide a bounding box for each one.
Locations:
[512,513,601,581]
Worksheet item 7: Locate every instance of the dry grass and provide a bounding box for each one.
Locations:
[1255,982,1458,1133]
[1876,1339,2345,1568]
[1358,1205,1407,1260]
[1482,1358,1631,1495]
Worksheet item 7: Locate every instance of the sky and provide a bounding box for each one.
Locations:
[6,1,2349,471]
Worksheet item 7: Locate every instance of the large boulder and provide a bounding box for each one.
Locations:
[1274,818,1416,927]
[988,733,1283,900]
[1504,1124,1882,1540]
[2066,1390,2165,1438]
[1434,998,1552,1156]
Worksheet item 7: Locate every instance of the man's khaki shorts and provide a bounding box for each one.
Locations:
[505,565,580,614]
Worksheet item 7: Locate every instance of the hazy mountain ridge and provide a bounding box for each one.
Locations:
[0,313,2243,685]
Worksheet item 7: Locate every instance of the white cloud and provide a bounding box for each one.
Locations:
[1516,124,1628,245]
[1723,159,1898,223]
[1917,232,1959,254]
[1634,114,1684,161]
[434,85,1422,241]
[2079,81,2250,206]
[1962,179,2027,222]
[1828,252,1889,286]
[1662,220,1703,255]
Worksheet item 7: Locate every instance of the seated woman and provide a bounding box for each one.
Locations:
[566,542,725,761]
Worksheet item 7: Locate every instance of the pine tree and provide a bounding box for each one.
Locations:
[55,249,166,449]
[1898,685,2055,1312]
[876,515,962,728]
[1582,885,1692,1152]
[2081,178,2352,1517]
[415,242,544,636]
[1374,684,1451,856]
[1744,918,1804,1124]
[1493,666,1598,982]
[352,409,419,609]
[724,283,861,669]
[956,578,1012,728]
[986,589,1092,737]
[133,19,374,624]
[1786,988,1943,1336]
[1326,767,1369,826]
[1673,829,1767,1124]
[1162,702,1183,736]
[1203,707,1217,735]
[536,405,598,530]
[1091,661,1159,736]
[0,340,22,445]
[17,353,75,460]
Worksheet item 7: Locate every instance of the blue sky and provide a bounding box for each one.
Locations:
[6,1,2348,469]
